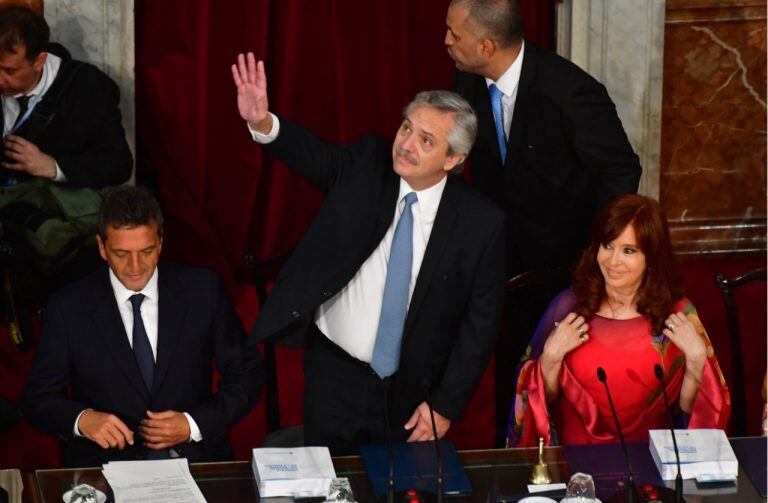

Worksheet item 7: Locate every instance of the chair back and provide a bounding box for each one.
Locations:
[715,267,767,436]
[495,267,570,446]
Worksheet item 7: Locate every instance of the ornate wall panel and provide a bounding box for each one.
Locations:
[661,0,766,255]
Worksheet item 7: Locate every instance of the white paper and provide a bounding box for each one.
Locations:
[102,459,206,503]
[252,447,336,498]
[527,482,566,493]
[648,429,738,480]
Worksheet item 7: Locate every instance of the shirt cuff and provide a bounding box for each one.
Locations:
[183,412,203,442]
[73,408,91,437]
[247,113,280,143]
[52,160,67,182]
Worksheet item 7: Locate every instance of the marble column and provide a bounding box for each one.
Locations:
[43,0,135,170]
[556,0,667,199]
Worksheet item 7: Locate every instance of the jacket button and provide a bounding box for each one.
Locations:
[291,310,300,319]
[322,291,332,297]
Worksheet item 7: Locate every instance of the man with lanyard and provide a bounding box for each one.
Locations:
[0,5,132,350]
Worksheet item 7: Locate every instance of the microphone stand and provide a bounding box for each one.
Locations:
[654,364,685,503]
[383,378,395,503]
[424,388,443,503]
[597,367,637,503]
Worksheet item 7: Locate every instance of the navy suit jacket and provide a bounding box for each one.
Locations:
[454,42,642,275]
[252,119,506,424]
[23,262,263,467]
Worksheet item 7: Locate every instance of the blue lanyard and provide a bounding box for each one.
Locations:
[3,92,42,136]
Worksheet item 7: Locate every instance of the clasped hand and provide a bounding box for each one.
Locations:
[2,135,56,178]
[78,409,190,450]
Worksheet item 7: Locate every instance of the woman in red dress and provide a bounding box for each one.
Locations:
[507,195,730,447]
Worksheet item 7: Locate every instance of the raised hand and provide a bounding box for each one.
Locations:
[231,52,271,132]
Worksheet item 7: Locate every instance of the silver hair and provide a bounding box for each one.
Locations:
[403,90,477,172]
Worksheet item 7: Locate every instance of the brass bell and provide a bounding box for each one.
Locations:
[530,437,552,484]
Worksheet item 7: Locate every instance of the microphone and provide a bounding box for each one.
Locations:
[423,386,443,503]
[382,379,395,503]
[597,367,637,503]
[654,364,685,503]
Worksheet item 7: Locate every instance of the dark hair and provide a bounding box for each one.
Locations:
[0,6,49,60]
[572,194,680,334]
[98,186,164,240]
[450,0,523,48]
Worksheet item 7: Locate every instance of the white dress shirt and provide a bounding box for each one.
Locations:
[484,41,525,139]
[249,117,446,362]
[2,52,67,181]
[73,268,202,442]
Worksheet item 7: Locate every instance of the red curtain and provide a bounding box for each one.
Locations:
[135,0,555,457]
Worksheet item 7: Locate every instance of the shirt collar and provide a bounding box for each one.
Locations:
[14,52,61,99]
[485,40,525,97]
[109,266,159,305]
[398,175,447,215]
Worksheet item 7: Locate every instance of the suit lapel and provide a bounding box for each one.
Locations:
[403,176,460,336]
[90,269,151,401]
[153,265,186,397]
[507,43,536,171]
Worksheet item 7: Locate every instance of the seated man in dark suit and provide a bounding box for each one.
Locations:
[23,186,264,467]
[232,54,505,454]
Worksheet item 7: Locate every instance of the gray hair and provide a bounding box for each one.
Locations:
[450,0,523,48]
[403,90,477,172]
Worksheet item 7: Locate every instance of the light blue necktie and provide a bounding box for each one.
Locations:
[130,293,154,391]
[371,192,418,378]
[488,83,507,165]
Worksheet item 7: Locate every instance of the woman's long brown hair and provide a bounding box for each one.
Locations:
[572,195,681,334]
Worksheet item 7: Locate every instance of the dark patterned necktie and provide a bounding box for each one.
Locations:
[129,293,154,390]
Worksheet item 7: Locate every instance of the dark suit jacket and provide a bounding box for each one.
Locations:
[0,43,132,188]
[454,42,641,275]
[252,119,506,424]
[23,263,264,467]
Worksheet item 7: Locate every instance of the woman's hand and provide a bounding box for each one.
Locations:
[664,312,707,413]
[663,312,707,376]
[541,312,590,366]
[540,313,589,403]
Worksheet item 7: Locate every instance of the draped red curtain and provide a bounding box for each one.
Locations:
[135,0,555,457]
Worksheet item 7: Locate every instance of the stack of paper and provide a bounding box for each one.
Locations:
[648,429,738,480]
[251,446,336,498]
[102,459,206,503]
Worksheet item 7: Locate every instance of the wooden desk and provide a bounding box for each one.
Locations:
[30,446,764,502]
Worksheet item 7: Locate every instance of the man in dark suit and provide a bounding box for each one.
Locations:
[445,0,642,444]
[23,186,263,467]
[232,54,505,454]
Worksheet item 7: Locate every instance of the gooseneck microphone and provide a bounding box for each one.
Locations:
[597,367,637,503]
[423,387,444,503]
[654,364,685,503]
